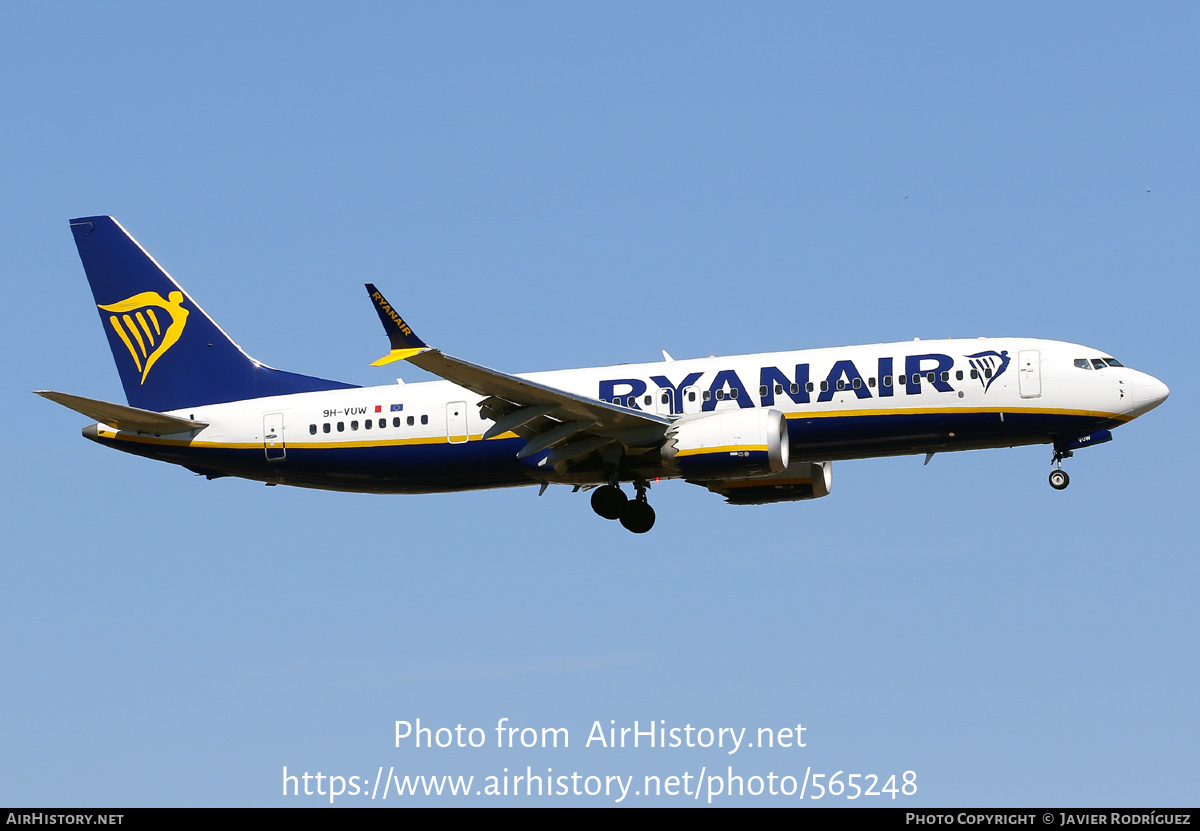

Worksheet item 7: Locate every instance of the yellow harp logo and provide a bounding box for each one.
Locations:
[98,290,190,384]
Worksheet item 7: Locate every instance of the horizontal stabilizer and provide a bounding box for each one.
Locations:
[34,390,207,434]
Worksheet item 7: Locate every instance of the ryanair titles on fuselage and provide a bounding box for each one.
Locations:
[595,347,1008,415]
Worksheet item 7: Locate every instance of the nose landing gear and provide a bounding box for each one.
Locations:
[590,480,656,533]
[1049,448,1072,490]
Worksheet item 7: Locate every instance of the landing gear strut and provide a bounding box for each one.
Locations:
[619,482,656,534]
[590,480,656,533]
[1049,448,1072,490]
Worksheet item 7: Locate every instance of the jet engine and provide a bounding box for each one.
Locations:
[704,461,833,505]
[661,409,789,479]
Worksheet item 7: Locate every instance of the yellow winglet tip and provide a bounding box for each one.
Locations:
[370,347,426,367]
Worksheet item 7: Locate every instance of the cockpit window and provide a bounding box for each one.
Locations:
[1091,359,1106,370]
[1074,359,1091,370]
[1104,358,1124,367]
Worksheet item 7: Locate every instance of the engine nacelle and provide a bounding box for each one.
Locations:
[705,461,833,505]
[661,409,789,479]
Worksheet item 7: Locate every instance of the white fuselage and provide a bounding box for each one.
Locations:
[88,337,1167,494]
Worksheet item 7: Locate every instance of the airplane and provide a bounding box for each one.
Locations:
[38,216,1169,534]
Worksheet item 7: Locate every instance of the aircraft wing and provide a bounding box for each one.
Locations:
[364,285,670,467]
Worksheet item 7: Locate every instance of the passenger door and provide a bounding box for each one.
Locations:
[1018,350,1042,398]
[446,401,469,444]
[263,413,286,461]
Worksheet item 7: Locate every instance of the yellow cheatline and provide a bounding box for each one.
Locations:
[97,430,497,451]
[370,347,426,367]
[783,406,1130,422]
[675,444,769,457]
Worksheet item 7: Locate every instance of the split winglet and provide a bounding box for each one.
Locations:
[365,283,429,366]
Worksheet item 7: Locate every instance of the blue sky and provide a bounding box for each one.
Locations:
[2,3,1196,806]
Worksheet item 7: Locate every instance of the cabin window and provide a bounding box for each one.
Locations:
[956,370,964,380]
[883,375,892,387]
[926,372,936,383]
[911,374,920,385]
[644,395,652,406]
[836,379,846,391]
[1104,358,1124,367]
[760,385,769,397]
[661,393,670,404]
[703,390,711,400]
[421,414,429,425]
[775,384,784,395]
[852,378,862,389]
[940,371,949,382]
[790,384,799,394]
[309,424,317,435]
[984,368,992,378]
[323,423,331,433]
[820,381,829,392]
[715,389,725,400]
[625,396,635,406]
[351,420,359,430]
[868,377,876,388]
[337,422,345,432]
[730,388,738,399]
[379,418,386,428]
[688,391,697,402]
[364,419,372,429]
[393,417,401,427]
[970,369,979,379]
[1091,359,1106,370]
[407,416,415,426]
[806,382,814,393]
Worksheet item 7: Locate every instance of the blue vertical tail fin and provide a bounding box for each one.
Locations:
[70,216,357,412]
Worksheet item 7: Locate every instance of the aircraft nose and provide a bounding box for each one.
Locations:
[1129,370,1169,417]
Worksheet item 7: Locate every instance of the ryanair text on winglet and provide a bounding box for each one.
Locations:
[372,290,414,337]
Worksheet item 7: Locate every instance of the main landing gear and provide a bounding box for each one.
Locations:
[1049,448,1072,490]
[590,481,656,534]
